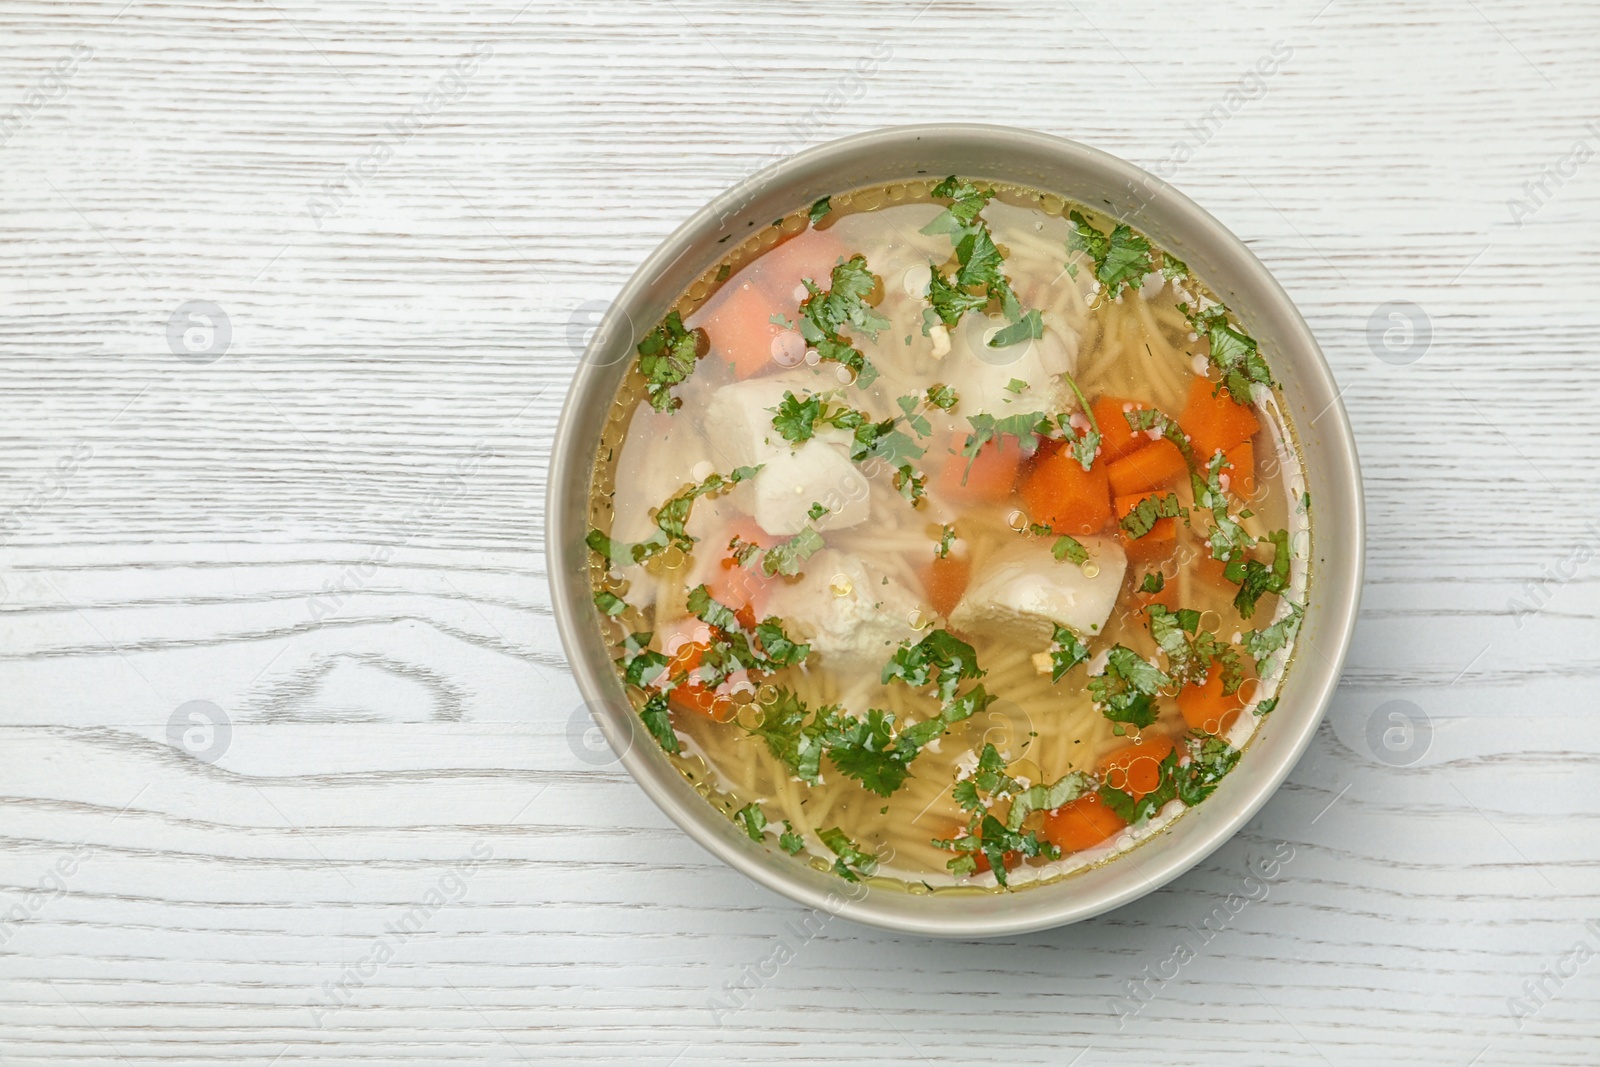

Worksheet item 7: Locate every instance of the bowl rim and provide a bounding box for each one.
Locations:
[547,123,1365,937]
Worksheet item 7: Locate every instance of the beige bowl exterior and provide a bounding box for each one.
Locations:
[547,125,1364,937]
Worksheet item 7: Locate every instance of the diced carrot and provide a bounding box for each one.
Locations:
[1222,441,1255,500]
[934,431,1022,504]
[705,518,778,618]
[1042,793,1128,852]
[1178,658,1248,735]
[1113,492,1177,563]
[1181,374,1260,463]
[1194,547,1232,587]
[921,555,970,618]
[1096,734,1176,798]
[751,228,846,302]
[1106,439,1187,497]
[1020,449,1114,535]
[1091,395,1154,463]
[701,280,785,380]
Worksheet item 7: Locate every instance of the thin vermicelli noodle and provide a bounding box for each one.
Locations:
[585,178,1310,892]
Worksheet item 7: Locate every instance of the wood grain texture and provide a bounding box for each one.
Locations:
[2,0,1598,1063]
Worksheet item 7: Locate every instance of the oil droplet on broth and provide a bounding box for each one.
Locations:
[1081,560,1100,579]
[660,546,685,570]
[830,574,854,597]
[1007,510,1028,532]
[907,608,930,631]
[1199,609,1222,633]
[757,684,780,706]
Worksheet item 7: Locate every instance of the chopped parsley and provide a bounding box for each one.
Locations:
[1052,534,1089,565]
[1047,624,1091,681]
[881,629,985,703]
[798,255,889,386]
[936,524,957,559]
[1183,302,1275,402]
[683,584,811,688]
[1119,492,1185,539]
[735,802,767,841]
[818,826,877,882]
[1004,377,1029,394]
[1226,528,1291,619]
[1089,646,1171,729]
[1242,601,1305,671]
[639,691,677,754]
[934,743,1073,886]
[778,821,805,854]
[920,175,1039,347]
[1065,210,1154,297]
[586,465,760,567]
[1098,734,1242,824]
[807,501,828,521]
[962,411,1053,466]
[1140,571,1166,594]
[925,383,959,411]
[636,311,708,413]
[1161,251,1189,280]
[593,590,627,616]
[808,195,831,224]
[1146,604,1244,694]
[758,525,826,577]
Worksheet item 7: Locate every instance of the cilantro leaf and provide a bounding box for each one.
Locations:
[936,524,957,559]
[639,691,678,754]
[1119,492,1185,539]
[798,255,888,386]
[587,466,760,568]
[1066,210,1153,297]
[882,629,985,703]
[636,311,708,413]
[925,383,959,411]
[1183,302,1275,401]
[1048,624,1091,681]
[1140,571,1166,594]
[990,309,1043,349]
[808,196,831,224]
[1243,600,1304,671]
[759,525,825,577]
[1226,528,1291,619]
[778,821,805,854]
[735,802,767,841]
[1089,646,1171,729]
[818,826,877,882]
[1052,534,1088,565]
[594,590,627,616]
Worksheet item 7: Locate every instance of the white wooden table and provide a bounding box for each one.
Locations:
[2,1,1597,1063]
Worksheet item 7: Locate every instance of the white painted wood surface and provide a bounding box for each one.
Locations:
[1,0,1598,1062]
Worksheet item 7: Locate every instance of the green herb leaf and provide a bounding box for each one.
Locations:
[1089,646,1171,728]
[808,196,832,224]
[1119,492,1185,539]
[760,525,825,577]
[925,383,959,411]
[798,255,888,386]
[819,826,877,882]
[1140,571,1166,594]
[1048,624,1091,681]
[639,691,678,754]
[1242,600,1305,671]
[735,802,767,841]
[594,590,627,616]
[1052,534,1089,565]
[936,524,957,559]
[1066,210,1154,297]
[1225,528,1291,619]
[636,311,708,413]
[778,821,805,854]
[882,629,986,704]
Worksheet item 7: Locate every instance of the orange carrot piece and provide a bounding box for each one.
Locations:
[1178,659,1248,735]
[752,228,846,302]
[1106,438,1187,497]
[1113,492,1178,563]
[1020,449,1114,535]
[921,555,971,618]
[1091,395,1153,463]
[706,518,778,619]
[1223,441,1255,500]
[934,431,1022,504]
[972,849,1022,875]
[701,280,784,380]
[1042,793,1128,852]
[1181,374,1260,463]
[1097,735,1177,798]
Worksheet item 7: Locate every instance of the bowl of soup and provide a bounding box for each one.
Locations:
[548,125,1363,936]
